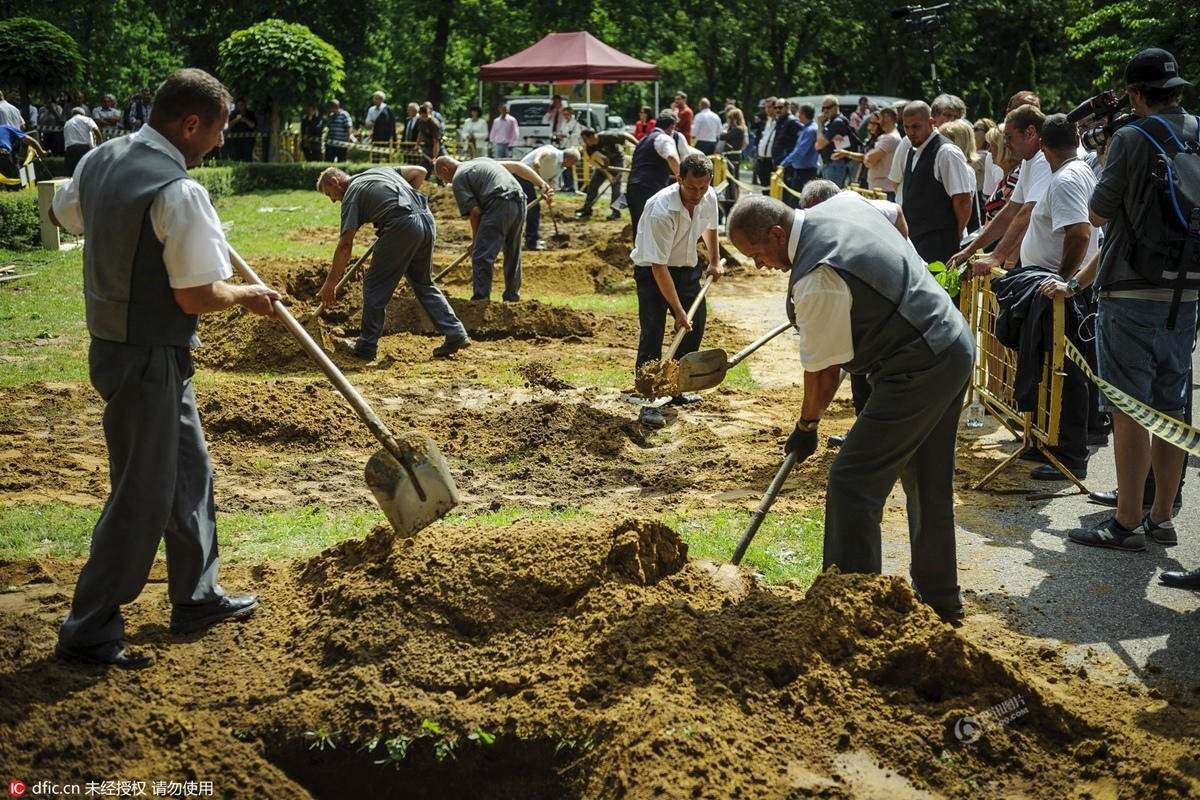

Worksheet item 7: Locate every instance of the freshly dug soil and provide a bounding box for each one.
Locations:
[438,248,629,296]
[384,297,596,340]
[517,361,574,391]
[2,518,1196,798]
[635,358,680,398]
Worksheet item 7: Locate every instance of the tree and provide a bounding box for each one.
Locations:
[218,18,345,161]
[0,17,82,125]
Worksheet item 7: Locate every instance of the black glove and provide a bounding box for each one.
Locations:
[784,423,818,460]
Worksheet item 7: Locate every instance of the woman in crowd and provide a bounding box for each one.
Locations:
[973,117,996,154]
[939,118,985,231]
[633,106,655,140]
[719,107,747,209]
[459,106,489,159]
[982,124,1018,223]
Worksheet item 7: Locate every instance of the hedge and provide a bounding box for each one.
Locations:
[7,160,385,248]
[0,191,40,250]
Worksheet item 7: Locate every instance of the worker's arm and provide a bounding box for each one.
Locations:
[399,165,426,189]
[702,228,724,281]
[319,226,358,308]
[989,201,1035,268]
[800,365,843,422]
[951,197,1017,267]
[21,134,47,157]
[649,264,690,332]
[1040,250,1100,299]
[499,161,552,194]
[666,155,680,179]
[174,280,279,316]
[894,206,909,239]
[950,192,972,240]
[1056,222,1093,279]
[467,206,482,238]
[621,132,639,147]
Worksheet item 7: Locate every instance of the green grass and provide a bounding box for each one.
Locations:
[0,502,590,564]
[665,506,824,586]
[0,248,89,387]
[215,189,344,261]
[539,291,639,315]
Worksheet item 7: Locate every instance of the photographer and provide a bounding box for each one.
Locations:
[1068,48,1198,558]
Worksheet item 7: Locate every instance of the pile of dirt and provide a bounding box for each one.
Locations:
[286,226,340,246]
[424,185,460,218]
[6,517,1192,797]
[437,247,628,296]
[384,298,595,340]
[196,381,375,451]
[516,361,574,392]
[195,307,315,372]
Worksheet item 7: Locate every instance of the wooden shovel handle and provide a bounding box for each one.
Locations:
[731,452,798,565]
[315,237,379,317]
[727,321,793,369]
[664,276,715,363]
[227,246,414,472]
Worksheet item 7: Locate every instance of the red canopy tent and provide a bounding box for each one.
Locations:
[478,31,660,113]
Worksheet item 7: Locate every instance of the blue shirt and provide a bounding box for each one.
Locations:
[781,121,818,170]
[325,110,353,144]
[0,124,24,152]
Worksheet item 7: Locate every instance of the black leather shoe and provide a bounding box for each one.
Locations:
[1087,430,1110,446]
[1031,462,1087,481]
[170,595,259,636]
[56,640,153,670]
[668,393,703,406]
[1159,569,1200,590]
[432,335,471,359]
[1089,488,1183,512]
[828,434,846,448]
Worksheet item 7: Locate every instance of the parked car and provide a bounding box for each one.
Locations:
[504,96,624,157]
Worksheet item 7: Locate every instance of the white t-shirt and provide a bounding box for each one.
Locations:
[63,114,99,148]
[868,198,899,226]
[867,129,900,191]
[887,136,912,186]
[53,126,233,290]
[691,108,722,143]
[786,209,855,371]
[0,100,23,128]
[630,183,718,267]
[1018,159,1099,273]
[522,145,564,181]
[1010,150,1052,205]
[365,103,388,126]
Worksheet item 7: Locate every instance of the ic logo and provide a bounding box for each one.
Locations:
[954,715,983,744]
[7,780,26,798]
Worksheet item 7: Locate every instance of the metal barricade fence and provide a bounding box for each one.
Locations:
[959,267,1085,493]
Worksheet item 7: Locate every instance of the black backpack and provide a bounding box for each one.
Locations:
[1125,114,1200,327]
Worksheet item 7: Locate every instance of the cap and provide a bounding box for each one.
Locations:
[1125,48,1192,89]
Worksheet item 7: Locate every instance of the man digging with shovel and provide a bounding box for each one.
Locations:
[727,192,974,622]
[316,165,470,360]
[632,153,724,428]
[48,69,273,668]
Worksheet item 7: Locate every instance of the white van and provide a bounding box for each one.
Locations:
[504,96,625,157]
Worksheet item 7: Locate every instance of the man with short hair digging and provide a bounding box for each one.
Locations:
[727,192,974,622]
[49,68,277,668]
[317,165,470,360]
[435,155,553,303]
[632,153,724,428]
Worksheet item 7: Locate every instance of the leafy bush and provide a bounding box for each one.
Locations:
[0,192,40,250]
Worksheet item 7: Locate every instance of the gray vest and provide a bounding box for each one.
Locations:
[787,192,966,375]
[78,136,197,346]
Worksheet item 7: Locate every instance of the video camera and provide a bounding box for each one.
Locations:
[1066,90,1136,151]
[892,3,949,32]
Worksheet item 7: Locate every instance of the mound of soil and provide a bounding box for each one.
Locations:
[424,185,460,218]
[635,358,680,398]
[5,518,1192,797]
[384,298,595,340]
[195,307,313,372]
[439,248,628,296]
[197,381,375,451]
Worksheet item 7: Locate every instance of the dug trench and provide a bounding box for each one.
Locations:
[2,519,1198,797]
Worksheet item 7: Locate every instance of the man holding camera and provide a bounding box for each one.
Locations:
[1067,48,1199,569]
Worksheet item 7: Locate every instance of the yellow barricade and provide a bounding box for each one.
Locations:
[958,267,1086,493]
[769,167,783,200]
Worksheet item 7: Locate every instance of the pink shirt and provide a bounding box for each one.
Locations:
[489,114,519,146]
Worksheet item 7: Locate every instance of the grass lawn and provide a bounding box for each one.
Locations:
[0,501,823,587]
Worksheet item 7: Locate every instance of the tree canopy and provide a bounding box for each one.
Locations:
[217,19,344,112]
[0,17,82,99]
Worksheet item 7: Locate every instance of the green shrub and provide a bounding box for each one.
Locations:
[0,191,40,250]
[190,166,235,200]
[218,161,377,193]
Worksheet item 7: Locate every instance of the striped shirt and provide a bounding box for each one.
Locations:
[325,109,353,144]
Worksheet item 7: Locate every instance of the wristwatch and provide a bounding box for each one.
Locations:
[797,417,820,432]
[1065,277,1080,296]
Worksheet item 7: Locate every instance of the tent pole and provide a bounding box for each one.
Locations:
[478,80,483,111]
[654,81,659,113]
[585,79,591,126]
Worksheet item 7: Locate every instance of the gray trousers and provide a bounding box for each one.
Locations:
[823,326,975,613]
[471,194,524,301]
[357,210,467,357]
[59,339,224,648]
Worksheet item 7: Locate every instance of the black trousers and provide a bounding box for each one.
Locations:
[626,183,657,236]
[324,145,347,163]
[634,265,707,370]
[696,140,716,155]
[581,167,621,214]
[783,167,817,209]
[65,144,91,177]
[911,228,960,266]
[753,157,774,187]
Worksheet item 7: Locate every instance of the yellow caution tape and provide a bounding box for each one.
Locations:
[1064,339,1200,456]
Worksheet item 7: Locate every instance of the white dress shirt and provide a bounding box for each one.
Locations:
[630,183,718,267]
[691,108,722,143]
[521,144,565,182]
[786,209,855,371]
[63,114,99,148]
[53,125,233,290]
[757,118,776,158]
[0,99,23,128]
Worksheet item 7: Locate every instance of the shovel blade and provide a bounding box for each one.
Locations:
[364,435,459,536]
[676,348,730,392]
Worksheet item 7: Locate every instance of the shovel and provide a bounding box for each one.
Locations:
[543,193,570,245]
[639,275,715,403]
[731,452,798,565]
[676,320,792,393]
[300,238,379,351]
[228,246,459,536]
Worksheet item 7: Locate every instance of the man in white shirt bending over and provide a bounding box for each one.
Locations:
[516,143,578,250]
[630,153,725,428]
[691,98,723,156]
